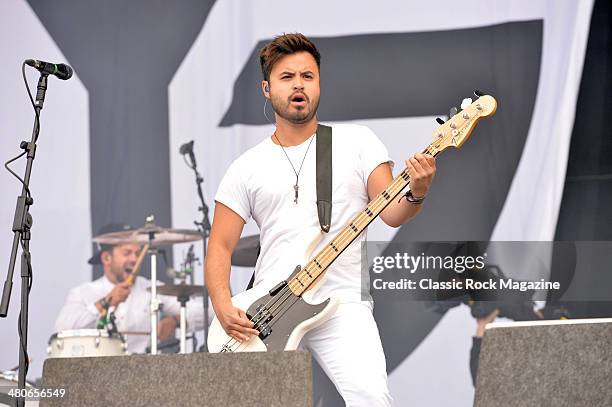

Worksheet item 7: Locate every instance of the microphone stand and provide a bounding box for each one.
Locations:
[0,72,49,407]
[183,145,212,351]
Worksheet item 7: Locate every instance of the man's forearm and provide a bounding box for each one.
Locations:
[380,194,424,228]
[205,243,234,310]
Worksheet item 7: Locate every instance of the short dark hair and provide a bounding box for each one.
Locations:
[259,33,321,82]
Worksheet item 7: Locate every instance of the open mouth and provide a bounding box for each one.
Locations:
[290,93,307,107]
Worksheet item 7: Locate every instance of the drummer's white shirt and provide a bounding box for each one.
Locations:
[54,275,203,353]
[215,124,393,303]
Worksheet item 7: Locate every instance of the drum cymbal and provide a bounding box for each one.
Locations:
[231,234,260,267]
[93,227,202,246]
[147,284,204,298]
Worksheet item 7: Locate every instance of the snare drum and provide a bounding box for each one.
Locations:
[47,329,127,358]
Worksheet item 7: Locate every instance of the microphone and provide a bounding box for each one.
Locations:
[25,59,73,80]
[179,140,197,167]
[185,244,195,260]
[179,140,194,155]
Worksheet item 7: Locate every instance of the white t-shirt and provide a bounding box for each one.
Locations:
[215,124,393,303]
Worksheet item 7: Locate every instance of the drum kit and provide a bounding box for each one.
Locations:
[45,216,260,359]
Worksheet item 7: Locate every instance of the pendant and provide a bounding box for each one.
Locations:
[294,184,299,204]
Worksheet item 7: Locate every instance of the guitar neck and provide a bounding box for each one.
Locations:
[284,93,498,296]
[288,143,440,296]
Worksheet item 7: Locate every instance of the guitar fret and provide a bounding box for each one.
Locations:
[382,191,390,200]
[330,243,339,252]
[401,171,409,181]
[365,208,373,217]
[350,223,358,233]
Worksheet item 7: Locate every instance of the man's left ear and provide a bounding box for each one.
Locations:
[262,81,270,99]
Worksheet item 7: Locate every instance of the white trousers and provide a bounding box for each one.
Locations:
[300,302,393,407]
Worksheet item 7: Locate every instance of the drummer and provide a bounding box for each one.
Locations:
[54,223,203,353]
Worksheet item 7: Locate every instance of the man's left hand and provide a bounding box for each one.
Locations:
[157,316,178,341]
[405,153,436,197]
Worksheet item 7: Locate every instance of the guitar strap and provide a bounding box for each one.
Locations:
[246,124,333,289]
[315,124,333,233]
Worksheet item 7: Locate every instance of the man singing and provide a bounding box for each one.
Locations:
[206,33,436,406]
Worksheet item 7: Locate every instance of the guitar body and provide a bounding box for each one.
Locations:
[208,275,339,353]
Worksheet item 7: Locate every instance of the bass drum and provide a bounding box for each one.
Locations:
[47,329,127,358]
[0,371,36,407]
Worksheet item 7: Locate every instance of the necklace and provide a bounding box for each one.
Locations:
[273,131,315,204]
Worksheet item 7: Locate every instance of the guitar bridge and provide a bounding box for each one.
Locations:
[251,304,274,339]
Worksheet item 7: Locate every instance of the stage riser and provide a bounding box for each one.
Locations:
[475,320,612,407]
[40,351,312,407]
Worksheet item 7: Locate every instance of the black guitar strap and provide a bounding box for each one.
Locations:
[315,124,333,233]
[246,124,333,290]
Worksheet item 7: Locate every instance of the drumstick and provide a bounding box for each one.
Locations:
[126,243,150,286]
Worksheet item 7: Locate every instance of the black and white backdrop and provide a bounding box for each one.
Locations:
[1,0,608,405]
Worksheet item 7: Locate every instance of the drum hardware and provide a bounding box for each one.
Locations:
[180,139,212,351]
[148,284,204,354]
[160,245,199,285]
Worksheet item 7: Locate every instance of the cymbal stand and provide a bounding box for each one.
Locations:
[145,216,161,355]
[182,141,212,351]
[177,293,190,354]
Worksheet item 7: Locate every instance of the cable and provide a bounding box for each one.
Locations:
[22,62,40,142]
[263,98,275,124]
[182,153,195,170]
[4,151,30,197]
[17,240,32,380]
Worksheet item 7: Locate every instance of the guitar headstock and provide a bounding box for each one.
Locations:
[430,92,497,153]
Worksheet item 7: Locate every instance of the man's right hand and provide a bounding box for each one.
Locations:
[215,301,259,343]
[107,281,131,306]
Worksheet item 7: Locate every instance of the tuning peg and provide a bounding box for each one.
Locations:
[436,117,445,125]
[474,89,485,97]
[460,98,473,109]
[449,107,458,117]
